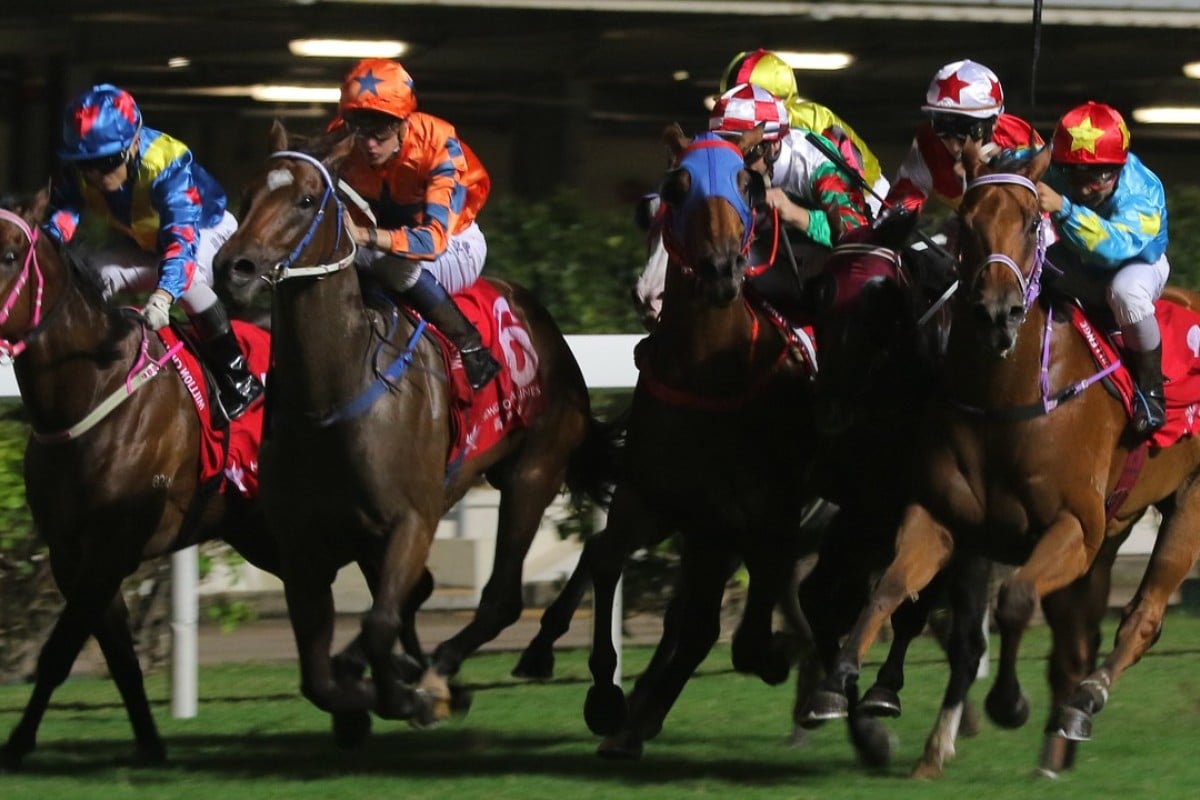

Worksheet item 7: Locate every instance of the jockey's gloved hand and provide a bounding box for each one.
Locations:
[142,289,173,331]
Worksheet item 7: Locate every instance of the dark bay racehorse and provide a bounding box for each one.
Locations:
[801,143,1200,775]
[580,124,893,762]
[212,121,619,741]
[802,213,995,778]
[0,193,281,768]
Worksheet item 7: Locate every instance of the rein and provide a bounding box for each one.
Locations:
[949,172,1117,420]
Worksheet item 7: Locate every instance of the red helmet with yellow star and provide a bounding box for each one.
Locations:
[339,58,417,120]
[921,59,1004,119]
[1051,101,1130,166]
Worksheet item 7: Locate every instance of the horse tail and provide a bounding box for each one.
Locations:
[563,411,626,510]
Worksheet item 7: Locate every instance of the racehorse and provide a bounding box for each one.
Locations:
[800,142,1200,775]
[801,212,995,778]
[578,123,892,763]
[0,192,288,768]
[212,121,619,742]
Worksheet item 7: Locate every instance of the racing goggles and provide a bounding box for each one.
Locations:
[1063,163,1119,190]
[74,151,129,175]
[344,116,402,141]
[929,113,989,142]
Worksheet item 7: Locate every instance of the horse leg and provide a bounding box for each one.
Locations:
[986,512,1093,730]
[431,471,564,681]
[1055,493,1200,747]
[91,590,167,764]
[1,552,128,769]
[598,536,731,759]
[798,503,954,724]
[731,540,796,686]
[860,579,941,718]
[513,536,596,680]
[584,487,663,736]
[911,555,992,780]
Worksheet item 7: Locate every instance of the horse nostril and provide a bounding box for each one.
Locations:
[232,258,259,276]
[1008,305,1025,322]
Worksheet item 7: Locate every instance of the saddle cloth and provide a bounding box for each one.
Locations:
[158,322,269,498]
[424,279,545,469]
[1070,299,1200,448]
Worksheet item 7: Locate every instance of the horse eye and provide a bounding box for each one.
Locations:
[0,249,16,265]
[298,195,316,210]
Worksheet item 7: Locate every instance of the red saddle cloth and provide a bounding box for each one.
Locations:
[1070,299,1200,448]
[158,322,269,498]
[425,279,545,467]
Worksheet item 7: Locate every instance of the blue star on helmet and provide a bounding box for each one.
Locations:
[354,70,384,97]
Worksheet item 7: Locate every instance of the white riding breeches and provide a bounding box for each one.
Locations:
[355,221,487,295]
[89,211,238,314]
[1107,253,1169,327]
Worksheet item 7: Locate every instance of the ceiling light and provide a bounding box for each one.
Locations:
[1185,62,1200,79]
[288,38,408,58]
[673,70,690,81]
[250,85,341,103]
[167,57,190,69]
[1132,106,1200,124]
[769,51,853,70]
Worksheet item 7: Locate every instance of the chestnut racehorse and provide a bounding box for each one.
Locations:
[800,143,1200,775]
[0,193,286,768]
[212,122,619,744]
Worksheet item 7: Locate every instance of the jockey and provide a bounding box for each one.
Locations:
[333,58,500,390]
[1037,102,1169,434]
[888,60,1043,214]
[720,48,889,215]
[709,83,870,316]
[46,84,263,422]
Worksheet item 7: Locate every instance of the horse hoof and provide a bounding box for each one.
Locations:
[848,713,894,768]
[333,711,372,749]
[910,759,944,780]
[597,732,643,760]
[798,689,849,727]
[450,684,474,716]
[788,725,812,749]
[985,687,1030,729]
[511,648,555,681]
[1052,706,1093,742]
[392,652,426,684]
[409,688,453,729]
[0,743,27,772]
[859,685,902,718]
[584,684,628,736]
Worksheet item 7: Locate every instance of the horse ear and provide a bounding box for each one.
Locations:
[962,137,987,182]
[27,185,50,226]
[268,119,288,153]
[660,167,691,208]
[1028,145,1053,182]
[324,130,358,172]
[662,123,690,162]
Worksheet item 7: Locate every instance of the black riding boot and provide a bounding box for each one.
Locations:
[405,271,500,390]
[1128,345,1166,435]
[191,303,265,423]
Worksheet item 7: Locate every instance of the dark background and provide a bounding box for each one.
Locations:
[4,1,1200,206]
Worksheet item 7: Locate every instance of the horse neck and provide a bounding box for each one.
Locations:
[13,242,141,431]
[653,293,782,382]
[269,264,386,414]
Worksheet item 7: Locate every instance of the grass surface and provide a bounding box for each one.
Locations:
[2,612,1200,799]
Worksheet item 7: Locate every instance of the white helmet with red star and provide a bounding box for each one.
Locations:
[921,59,1004,119]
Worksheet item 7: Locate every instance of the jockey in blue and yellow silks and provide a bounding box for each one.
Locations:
[46,83,263,422]
[1037,101,1170,435]
[332,57,500,390]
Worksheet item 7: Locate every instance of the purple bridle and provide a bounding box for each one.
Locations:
[963,172,1046,315]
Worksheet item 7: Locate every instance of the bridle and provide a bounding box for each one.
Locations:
[0,209,46,362]
[962,173,1046,317]
[264,150,357,283]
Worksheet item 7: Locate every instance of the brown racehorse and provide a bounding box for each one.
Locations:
[579,124,892,764]
[800,143,1200,775]
[0,193,286,769]
[211,121,619,743]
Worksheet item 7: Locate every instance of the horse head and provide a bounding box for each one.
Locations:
[214,119,357,307]
[807,209,948,434]
[0,188,56,350]
[657,122,766,308]
[957,139,1053,358]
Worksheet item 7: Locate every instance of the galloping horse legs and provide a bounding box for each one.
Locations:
[431,471,564,682]
[598,535,732,759]
[1,550,138,769]
[800,503,954,723]
[1056,490,1200,747]
[986,512,1093,730]
[910,555,992,779]
[731,539,798,686]
[583,487,664,736]
[512,538,597,680]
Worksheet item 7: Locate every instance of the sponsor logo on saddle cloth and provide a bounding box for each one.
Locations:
[427,279,544,468]
[1071,300,1200,447]
[157,322,270,498]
